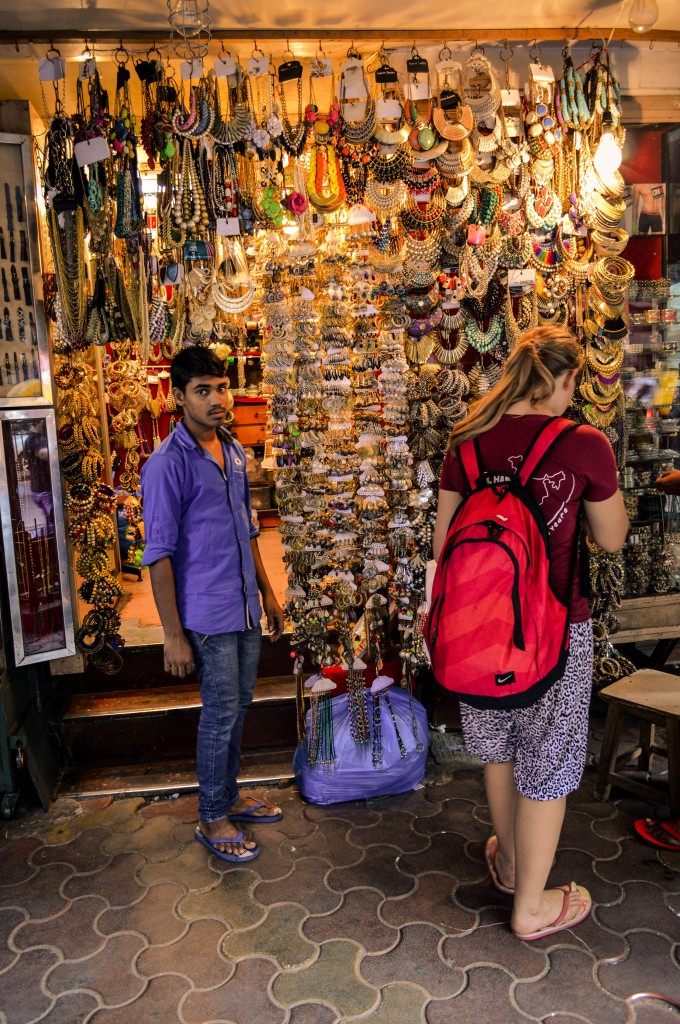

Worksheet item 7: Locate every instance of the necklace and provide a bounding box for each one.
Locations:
[364,178,407,215]
[463,313,503,353]
[433,325,469,364]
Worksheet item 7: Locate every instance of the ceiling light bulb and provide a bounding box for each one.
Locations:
[628,0,659,33]
[594,130,623,177]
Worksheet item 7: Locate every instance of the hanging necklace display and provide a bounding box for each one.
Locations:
[212,238,256,313]
[278,53,309,156]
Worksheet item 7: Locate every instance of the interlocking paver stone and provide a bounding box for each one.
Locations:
[558,809,623,857]
[31,829,112,874]
[361,923,464,998]
[397,831,482,882]
[444,907,548,977]
[0,863,71,921]
[328,844,416,897]
[86,975,190,1023]
[0,908,23,972]
[515,947,629,1024]
[362,981,430,1023]
[629,994,680,1023]
[177,869,265,930]
[279,817,364,865]
[596,837,680,890]
[380,872,476,933]
[46,932,147,1004]
[138,917,229,988]
[182,958,283,1024]
[97,881,186,944]
[30,991,100,1023]
[414,798,486,841]
[12,894,107,959]
[101,815,184,862]
[0,838,41,885]
[222,902,317,968]
[255,857,340,914]
[62,852,146,907]
[348,810,431,851]
[303,888,398,953]
[425,965,533,1024]
[76,796,145,833]
[0,947,60,1022]
[139,794,198,820]
[597,880,680,938]
[598,931,680,1003]
[273,938,378,1018]
[287,1003,338,1024]
[138,840,224,891]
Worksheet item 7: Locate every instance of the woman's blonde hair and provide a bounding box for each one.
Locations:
[448,325,583,451]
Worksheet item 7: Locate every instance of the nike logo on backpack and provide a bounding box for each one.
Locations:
[495,672,516,686]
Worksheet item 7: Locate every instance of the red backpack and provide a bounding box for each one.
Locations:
[425,417,579,710]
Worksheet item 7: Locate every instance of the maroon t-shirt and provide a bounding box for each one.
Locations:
[439,414,620,622]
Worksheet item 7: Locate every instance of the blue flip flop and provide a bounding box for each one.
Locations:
[227,799,283,824]
[194,826,259,863]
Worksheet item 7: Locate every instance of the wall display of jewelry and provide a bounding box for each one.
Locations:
[620,277,680,599]
[34,38,646,695]
[0,409,74,664]
[0,134,52,405]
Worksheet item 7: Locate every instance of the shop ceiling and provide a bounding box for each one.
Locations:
[0,0,678,119]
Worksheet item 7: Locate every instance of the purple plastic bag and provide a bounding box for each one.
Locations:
[294,685,428,805]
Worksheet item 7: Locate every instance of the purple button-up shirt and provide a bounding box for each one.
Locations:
[141,419,261,635]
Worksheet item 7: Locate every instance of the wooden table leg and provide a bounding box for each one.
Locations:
[594,702,624,803]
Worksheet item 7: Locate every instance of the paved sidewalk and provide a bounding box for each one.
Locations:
[1,760,679,1023]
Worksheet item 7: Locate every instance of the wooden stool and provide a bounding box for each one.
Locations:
[594,669,680,816]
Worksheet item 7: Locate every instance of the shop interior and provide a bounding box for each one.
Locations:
[0,5,678,791]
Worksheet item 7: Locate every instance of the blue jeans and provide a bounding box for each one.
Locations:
[186,625,262,824]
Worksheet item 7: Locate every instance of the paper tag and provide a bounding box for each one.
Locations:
[38,55,66,81]
[311,57,333,78]
[340,66,368,100]
[214,56,237,77]
[216,216,241,236]
[436,59,461,78]
[376,98,403,119]
[74,136,111,167]
[247,55,268,77]
[508,268,536,294]
[79,57,96,80]
[504,115,520,138]
[574,130,582,150]
[180,59,203,80]
[416,192,432,203]
[529,62,555,83]
[404,80,430,101]
[340,58,364,75]
[501,88,521,107]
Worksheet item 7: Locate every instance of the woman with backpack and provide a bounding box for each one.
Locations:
[432,325,629,940]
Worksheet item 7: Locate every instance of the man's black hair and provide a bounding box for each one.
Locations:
[170,347,227,392]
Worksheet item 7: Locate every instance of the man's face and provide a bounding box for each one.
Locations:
[173,376,233,432]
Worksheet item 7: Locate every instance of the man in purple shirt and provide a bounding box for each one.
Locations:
[141,348,284,863]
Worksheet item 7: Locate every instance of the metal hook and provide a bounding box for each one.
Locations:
[649,38,655,50]
[529,39,542,63]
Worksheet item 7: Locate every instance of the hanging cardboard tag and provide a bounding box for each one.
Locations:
[180,58,203,80]
[38,55,66,81]
[340,58,364,75]
[279,59,303,82]
[404,80,430,101]
[74,136,111,167]
[376,98,402,119]
[340,63,367,99]
[375,63,398,84]
[78,57,96,80]
[116,66,131,90]
[529,62,555,83]
[406,54,429,75]
[216,216,241,236]
[214,55,237,77]
[247,55,268,77]
[436,59,461,81]
[310,57,333,78]
[501,88,521,106]
[508,268,536,294]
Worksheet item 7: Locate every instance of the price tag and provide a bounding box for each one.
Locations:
[311,57,333,78]
[79,57,97,80]
[38,55,66,81]
[508,268,536,294]
[216,216,241,236]
[247,55,268,77]
[74,137,111,167]
[214,55,237,77]
[180,59,203,80]
[404,80,430,101]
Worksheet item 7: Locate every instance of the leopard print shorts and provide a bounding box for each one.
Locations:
[459,620,594,801]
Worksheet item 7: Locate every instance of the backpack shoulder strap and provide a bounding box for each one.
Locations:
[518,417,579,486]
[458,437,484,491]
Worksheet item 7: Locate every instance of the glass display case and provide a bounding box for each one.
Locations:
[0,408,74,664]
[0,132,52,406]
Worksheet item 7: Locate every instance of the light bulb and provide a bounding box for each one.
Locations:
[628,0,659,32]
[594,130,623,177]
